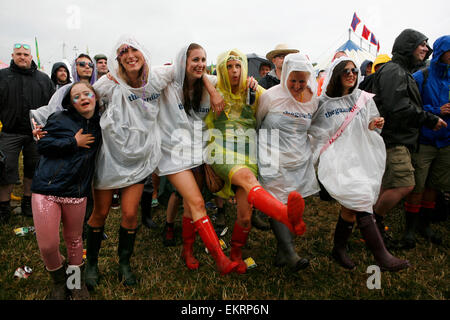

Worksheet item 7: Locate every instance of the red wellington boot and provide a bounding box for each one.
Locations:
[181,217,199,270]
[230,221,251,274]
[247,186,306,236]
[194,216,238,275]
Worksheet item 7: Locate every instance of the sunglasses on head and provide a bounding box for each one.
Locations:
[14,43,30,50]
[116,45,137,60]
[77,61,94,68]
[342,68,359,76]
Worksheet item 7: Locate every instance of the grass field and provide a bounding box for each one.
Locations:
[1,184,448,300]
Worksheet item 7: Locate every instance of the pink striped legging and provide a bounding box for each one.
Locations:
[32,193,86,271]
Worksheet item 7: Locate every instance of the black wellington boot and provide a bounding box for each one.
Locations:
[0,201,11,225]
[141,192,158,229]
[417,208,442,245]
[270,219,309,272]
[331,215,356,270]
[118,226,138,286]
[21,195,33,217]
[47,265,69,300]
[85,225,104,290]
[399,211,419,250]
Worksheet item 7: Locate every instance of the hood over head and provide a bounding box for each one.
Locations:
[71,54,97,85]
[280,53,317,100]
[51,62,71,84]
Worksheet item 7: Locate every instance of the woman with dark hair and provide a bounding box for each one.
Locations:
[204,49,307,274]
[309,57,410,272]
[31,82,101,299]
[156,43,239,275]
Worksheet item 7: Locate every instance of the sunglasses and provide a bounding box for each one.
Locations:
[77,61,94,68]
[342,68,359,76]
[14,43,30,50]
[72,91,95,104]
[116,45,137,60]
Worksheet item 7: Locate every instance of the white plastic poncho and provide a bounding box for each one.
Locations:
[30,84,71,128]
[257,53,320,203]
[310,57,386,213]
[155,45,217,176]
[93,35,173,189]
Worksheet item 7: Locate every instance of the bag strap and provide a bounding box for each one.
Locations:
[320,91,375,155]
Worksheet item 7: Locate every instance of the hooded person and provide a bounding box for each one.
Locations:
[257,53,320,272]
[309,56,410,272]
[204,49,307,274]
[84,35,174,288]
[400,35,450,249]
[371,29,447,250]
[155,44,240,275]
[50,62,71,90]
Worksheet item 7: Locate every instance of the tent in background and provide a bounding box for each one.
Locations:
[247,53,273,81]
[315,38,376,72]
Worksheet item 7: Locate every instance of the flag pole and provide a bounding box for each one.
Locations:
[35,37,41,70]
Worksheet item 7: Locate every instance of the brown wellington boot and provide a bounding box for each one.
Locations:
[357,213,410,272]
[69,263,90,300]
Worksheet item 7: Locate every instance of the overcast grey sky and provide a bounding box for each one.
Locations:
[1,0,449,74]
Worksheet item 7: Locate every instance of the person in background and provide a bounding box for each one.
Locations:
[259,44,299,89]
[258,61,272,79]
[359,59,373,81]
[51,62,71,90]
[0,42,55,223]
[400,35,450,249]
[359,54,391,92]
[94,54,108,79]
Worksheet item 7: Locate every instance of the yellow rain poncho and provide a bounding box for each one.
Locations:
[204,49,265,199]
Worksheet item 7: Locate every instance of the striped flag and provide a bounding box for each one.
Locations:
[351,12,361,32]
[370,33,378,46]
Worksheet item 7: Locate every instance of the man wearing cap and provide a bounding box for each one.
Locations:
[94,54,108,79]
[0,43,55,222]
[259,44,299,90]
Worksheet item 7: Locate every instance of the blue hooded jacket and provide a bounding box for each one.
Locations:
[413,35,450,148]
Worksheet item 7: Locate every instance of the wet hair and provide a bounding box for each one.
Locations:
[183,43,205,115]
[325,60,358,98]
[61,82,98,112]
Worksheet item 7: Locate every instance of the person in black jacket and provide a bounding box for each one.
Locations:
[0,43,55,223]
[31,82,101,300]
[372,29,447,248]
[51,62,71,90]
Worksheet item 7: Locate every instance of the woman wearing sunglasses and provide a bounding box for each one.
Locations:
[309,57,410,272]
[31,82,101,299]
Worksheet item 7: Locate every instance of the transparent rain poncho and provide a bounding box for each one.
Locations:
[310,57,386,212]
[93,35,173,189]
[204,49,265,199]
[257,53,320,203]
[155,45,217,176]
